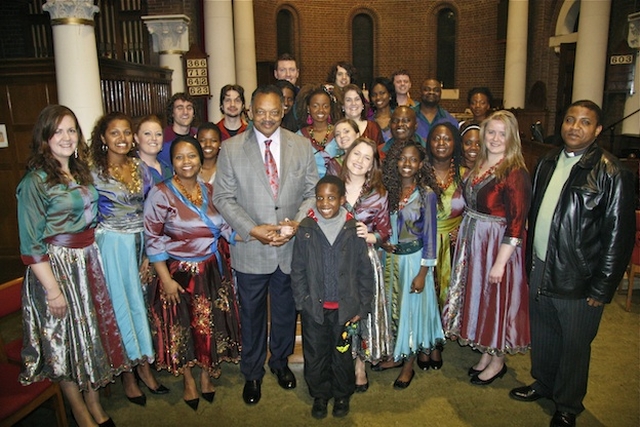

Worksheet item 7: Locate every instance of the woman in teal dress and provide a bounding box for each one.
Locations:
[90,112,169,406]
[379,141,444,389]
[17,105,129,427]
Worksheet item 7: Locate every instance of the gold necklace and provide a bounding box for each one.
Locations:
[174,175,203,206]
[109,158,142,194]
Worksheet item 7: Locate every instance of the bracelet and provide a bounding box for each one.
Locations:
[46,292,63,301]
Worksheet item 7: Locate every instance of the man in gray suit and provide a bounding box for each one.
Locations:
[214,85,318,405]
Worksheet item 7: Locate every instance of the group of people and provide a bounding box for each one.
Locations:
[15,53,635,427]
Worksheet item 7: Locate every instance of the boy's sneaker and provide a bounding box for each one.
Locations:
[311,398,328,419]
[332,397,350,417]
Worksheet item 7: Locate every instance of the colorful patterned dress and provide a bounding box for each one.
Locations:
[297,127,340,178]
[442,167,531,355]
[384,185,444,360]
[346,188,393,362]
[92,159,155,364]
[17,170,130,390]
[144,180,241,377]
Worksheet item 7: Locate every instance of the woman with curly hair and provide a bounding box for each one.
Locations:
[369,77,397,142]
[90,112,169,406]
[338,137,392,392]
[442,110,531,386]
[296,86,341,177]
[375,141,444,390]
[17,105,129,426]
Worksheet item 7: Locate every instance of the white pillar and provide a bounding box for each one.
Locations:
[503,0,529,109]
[142,15,190,95]
[204,0,236,122]
[623,12,640,136]
[42,0,103,141]
[572,0,612,106]
[233,0,258,102]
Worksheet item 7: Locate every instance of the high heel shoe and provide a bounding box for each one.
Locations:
[202,391,216,403]
[135,369,170,394]
[468,366,483,376]
[429,357,443,370]
[184,397,200,411]
[122,376,147,406]
[393,370,415,389]
[470,364,507,386]
[355,371,369,393]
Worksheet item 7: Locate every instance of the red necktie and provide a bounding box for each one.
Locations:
[264,139,279,197]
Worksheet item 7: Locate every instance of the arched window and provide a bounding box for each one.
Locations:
[352,13,373,90]
[276,9,295,57]
[437,8,456,88]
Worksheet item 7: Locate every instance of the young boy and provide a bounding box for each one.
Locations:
[291,175,374,419]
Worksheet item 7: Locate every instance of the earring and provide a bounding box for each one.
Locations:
[74,148,78,158]
[327,115,332,125]
[306,113,313,125]
[101,144,108,152]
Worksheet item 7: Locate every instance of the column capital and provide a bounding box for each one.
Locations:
[142,15,191,55]
[629,12,640,50]
[42,0,99,26]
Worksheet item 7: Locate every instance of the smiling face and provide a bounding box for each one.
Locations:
[561,106,602,152]
[462,128,481,167]
[281,87,295,114]
[197,129,221,160]
[48,114,79,165]
[370,83,390,111]
[343,89,364,120]
[308,92,331,125]
[398,145,423,184]
[483,119,507,157]
[420,79,442,106]
[390,107,417,142]
[335,66,351,88]
[221,89,243,118]
[393,74,411,96]
[429,125,455,162]
[251,92,284,138]
[469,93,491,121]
[346,141,374,178]
[172,141,201,181]
[135,120,163,157]
[172,99,195,129]
[315,182,345,219]
[274,60,299,85]
[334,122,359,150]
[102,118,133,157]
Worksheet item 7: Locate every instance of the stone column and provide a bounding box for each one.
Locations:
[623,12,640,136]
[142,15,190,95]
[572,0,611,106]
[203,0,236,122]
[233,0,258,104]
[42,0,103,140]
[503,0,529,109]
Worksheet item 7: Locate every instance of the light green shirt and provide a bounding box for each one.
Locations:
[533,151,582,260]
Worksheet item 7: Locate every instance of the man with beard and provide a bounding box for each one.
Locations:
[378,106,423,161]
[413,78,458,140]
[158,92,198,167]
[216,84,248,141]
[213,85,318,406]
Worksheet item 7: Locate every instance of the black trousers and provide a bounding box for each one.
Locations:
[301,309,355,400]
[529,256,604,414]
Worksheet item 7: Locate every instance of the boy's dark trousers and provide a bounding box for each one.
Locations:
[301,308,355,400]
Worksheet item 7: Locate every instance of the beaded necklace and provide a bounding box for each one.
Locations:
[173,175,203,206]
[434,158,455,190]
[308,124,333,149]
[109,158,141,194]
[472,157,504,186]
[398,183,416,210]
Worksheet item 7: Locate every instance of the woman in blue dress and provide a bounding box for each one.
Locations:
[90,112,169,406]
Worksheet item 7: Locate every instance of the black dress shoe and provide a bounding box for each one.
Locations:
[202,391,215,403]
[270,366,296,390]
[126,393,147,406]
[371,361,403,372]
[184,398,199,411]
[416,357,430,371]
[311,398,328,419]
[550,411,576,427]
[470,364,507,386]
[355,382,369,393]
[98,418,115,427]
[468,366,483,376]
[429,358,443,370]
[393,370,415,389]
[243,380,262,405]
[146,383,170,395]
[332,397,350,417]
[509,385,545,402]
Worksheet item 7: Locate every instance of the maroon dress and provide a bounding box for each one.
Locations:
[442,167,531,355]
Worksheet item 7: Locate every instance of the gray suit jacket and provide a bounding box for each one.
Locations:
[213,128,318,274]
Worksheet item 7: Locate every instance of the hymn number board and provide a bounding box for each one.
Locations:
[185,57,210,96]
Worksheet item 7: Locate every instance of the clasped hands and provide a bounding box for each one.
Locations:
[250,218,298,246]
